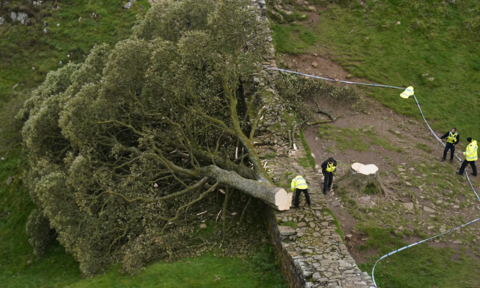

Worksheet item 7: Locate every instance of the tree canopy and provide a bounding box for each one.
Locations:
[17,0,287,276]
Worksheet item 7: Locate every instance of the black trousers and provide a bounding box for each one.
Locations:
[459,160,477,176]
[323,172,334,193]
[294,188,310,207]
[443,143,455,160]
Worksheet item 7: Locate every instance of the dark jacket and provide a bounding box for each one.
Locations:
[321,160,337,174]
[441,131,460,144]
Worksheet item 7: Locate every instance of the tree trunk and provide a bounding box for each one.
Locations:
[335,163,392,197]
[201,165,292,210]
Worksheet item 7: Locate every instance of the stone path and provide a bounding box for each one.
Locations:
[259,140,375,287]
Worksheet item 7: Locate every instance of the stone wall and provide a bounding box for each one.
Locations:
[250,0,376,287]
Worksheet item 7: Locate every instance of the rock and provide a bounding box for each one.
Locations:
[405,181,412,186]
[309,222,315,228]
[311,62,318,68]
[331,201,340,207]
[5,176,14,185]
[313,232,320,237]
[58,61,63,66]
[43,28,48,34]
[427,226,434,230]
[278,226,296,236]
[453,240,461,244]
[428,77,435,81]
[423,206,435,213]
[345,234,352,240]
[453,205,459,209]
[199,223,207,229]
[440,228,446,233]
[297,222,307,228]
[403,203,414,211]
[312,272,322,281]
[396,21,401,25]
[11,12,17,22]
[398,168,406,172]
[397,226,404,230]
[0,17,4,25]
[124,1,133,9]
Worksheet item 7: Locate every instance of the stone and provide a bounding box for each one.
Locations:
[43,28,48,34]
[453,240,461,244]
[297,222,307,228]
[403,202,414,210]
[11,12,17,22]
[405,181,412,186]
[345,234,352,240]
[453,205,459,209]
[331,201,340,207]
[309,222,315,228]
[0,17,4,25]
[199,223,207,229]
[440,228,446,233]
[58,61,63,66]
[312,272,322,281]
[5,176,14,185]
[427,226,434,230]
[423,206,435,213]
[398,168,406,172]
[278,226,296,236]
[124,1,133,9]
[313,232,320,237]
[312,62,318,68]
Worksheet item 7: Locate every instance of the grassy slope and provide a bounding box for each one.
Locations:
[0,0,149,104]
[358,228,480,288]
[271,0,480,140]
[0,2,287,287]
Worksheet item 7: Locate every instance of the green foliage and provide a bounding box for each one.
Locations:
[18,0,271,277]
[275,73,361,123]
[358,227,480,288]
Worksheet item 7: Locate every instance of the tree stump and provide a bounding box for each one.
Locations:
[335,163,392,197]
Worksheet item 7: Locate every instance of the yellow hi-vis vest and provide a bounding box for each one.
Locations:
[291,176,308,191]
[465,140,478,161]
[447,132,458,144]
[326,162,336,173]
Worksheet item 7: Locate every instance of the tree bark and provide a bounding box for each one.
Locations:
[200,165,292,210]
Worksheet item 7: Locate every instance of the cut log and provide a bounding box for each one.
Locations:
[200,165,293,211]
[335,163,392,197]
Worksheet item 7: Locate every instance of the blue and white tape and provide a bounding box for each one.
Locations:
[264,66,480,288]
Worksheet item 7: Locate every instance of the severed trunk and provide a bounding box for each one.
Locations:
[200,165,292,210]
[335,163,392,197]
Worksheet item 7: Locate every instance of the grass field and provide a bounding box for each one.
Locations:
[270,0,480,141]
[0,0,150,105]
[358,227,480,288]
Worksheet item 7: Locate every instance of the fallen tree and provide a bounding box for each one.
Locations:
[17,0,290,276]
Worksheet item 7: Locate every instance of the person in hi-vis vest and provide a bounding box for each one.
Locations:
[456,137,477,177]
[321,157,337,195]
[439,127,459,163]
[291,175,310,208]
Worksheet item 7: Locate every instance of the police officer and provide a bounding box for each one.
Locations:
[456,137,477,176]
[321,157,337,195]
[291,175,310,208]
[440,127,459,163]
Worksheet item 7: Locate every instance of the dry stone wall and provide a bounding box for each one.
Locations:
[250,0,375,287]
